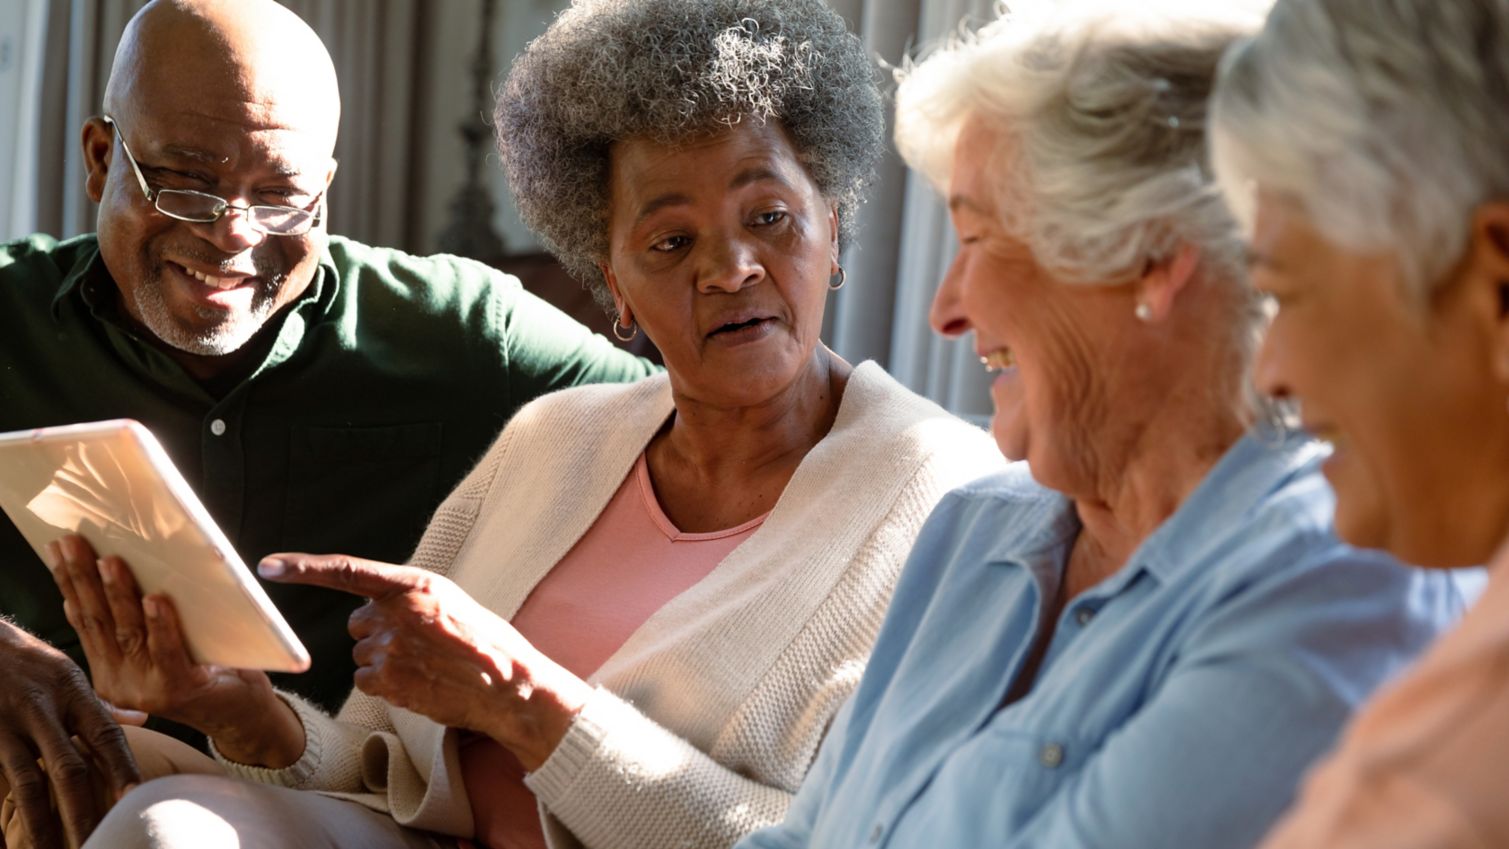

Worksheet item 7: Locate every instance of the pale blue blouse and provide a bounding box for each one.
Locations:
[739,434,1475,849]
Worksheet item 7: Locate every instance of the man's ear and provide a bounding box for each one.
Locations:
[1467,202,1509,382]
[1134,242,1200,322]
[81,117,114,203]
[600,262,631,326]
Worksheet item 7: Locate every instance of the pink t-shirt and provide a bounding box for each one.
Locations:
[458,453,767,849]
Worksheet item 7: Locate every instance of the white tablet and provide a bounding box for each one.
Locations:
[0,420,310,672]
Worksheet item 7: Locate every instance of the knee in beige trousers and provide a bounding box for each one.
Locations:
[3,726,449,849]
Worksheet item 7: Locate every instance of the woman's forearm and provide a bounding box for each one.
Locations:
[485,657,594,772]
[201,685,307,768]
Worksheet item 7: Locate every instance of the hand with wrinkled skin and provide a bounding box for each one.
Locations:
[46,535,304,769]
[260,553,593,771]
[0,615,139,849]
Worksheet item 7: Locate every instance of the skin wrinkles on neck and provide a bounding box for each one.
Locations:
[604,121,851,534]
[648,345,849,533]
[1064,282,1250,600]
[944,117,1253,705]
[1068,412,1243,596]
[1003,302,1246,709]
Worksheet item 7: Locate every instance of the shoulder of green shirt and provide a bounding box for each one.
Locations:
[323,235,659,383]
[319,235,530,349]
[325,235,521,294]
[0,232,94,272]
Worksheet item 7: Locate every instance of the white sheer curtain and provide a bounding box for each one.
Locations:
[0,0,436,250]
[1,0,138,241]
[0,1,43,239]
[826,0,999,419]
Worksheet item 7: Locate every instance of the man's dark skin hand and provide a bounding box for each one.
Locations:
[0,619,139,849]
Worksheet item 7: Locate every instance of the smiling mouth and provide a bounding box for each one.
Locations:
[171,261,250,291]
[980,349,1017,372]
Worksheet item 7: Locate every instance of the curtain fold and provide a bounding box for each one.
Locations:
[1,0,136,240]
[0,0,51,239]
[278,0,428,250]
[828,0,998,419]
[2,0,432,251]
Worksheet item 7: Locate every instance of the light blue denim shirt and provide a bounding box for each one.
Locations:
[739,434,1475,849]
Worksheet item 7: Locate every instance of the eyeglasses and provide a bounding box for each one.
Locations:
[101,115,326,237]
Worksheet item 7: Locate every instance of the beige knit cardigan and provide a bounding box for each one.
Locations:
[218,362,1003,848]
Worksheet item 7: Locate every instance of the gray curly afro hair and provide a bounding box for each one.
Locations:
[495,0,885,308]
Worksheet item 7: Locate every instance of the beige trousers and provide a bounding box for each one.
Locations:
[1,727,453,849]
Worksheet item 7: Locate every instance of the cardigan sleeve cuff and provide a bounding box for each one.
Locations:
[525,686,625,802]
[209,692,328,788]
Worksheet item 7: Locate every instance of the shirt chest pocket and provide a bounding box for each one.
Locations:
[908,724,1094,842]
[282,422,445,559]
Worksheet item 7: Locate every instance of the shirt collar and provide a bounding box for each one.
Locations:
[50,239,107,319]
[979,431,1325,594]
[1132,431,1326,585]
[976,465,1082,568]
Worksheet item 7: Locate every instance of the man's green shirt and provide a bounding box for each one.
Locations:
[0,233,654,715]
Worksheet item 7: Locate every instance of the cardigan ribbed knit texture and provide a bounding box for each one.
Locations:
[216,361,1004,848]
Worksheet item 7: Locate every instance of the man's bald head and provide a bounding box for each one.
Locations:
[103,0,340,156]
[84,0,343,369]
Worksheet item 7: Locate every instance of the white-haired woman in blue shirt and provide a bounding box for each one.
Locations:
[738,2,1477,847]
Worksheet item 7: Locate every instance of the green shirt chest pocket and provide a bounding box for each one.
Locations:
[283,421,445,563]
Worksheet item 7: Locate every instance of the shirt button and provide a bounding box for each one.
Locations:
[1039,742,1065,768]
[870,824,884,843]
[209,418,227,436]
[1074,607,1095,626]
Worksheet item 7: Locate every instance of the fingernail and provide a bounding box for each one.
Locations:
[98,559,115,583]
[144,596,161,618]
[43,540,60,569]
[258,558,286,578]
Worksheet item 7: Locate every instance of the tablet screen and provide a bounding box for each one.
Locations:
[0,420,310,672]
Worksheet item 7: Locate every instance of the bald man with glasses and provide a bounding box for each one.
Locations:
[0,2,655,846]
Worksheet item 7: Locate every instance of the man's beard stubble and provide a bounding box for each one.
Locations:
[134,247,288,357]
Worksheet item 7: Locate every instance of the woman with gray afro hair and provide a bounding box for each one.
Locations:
[495,0,883,306]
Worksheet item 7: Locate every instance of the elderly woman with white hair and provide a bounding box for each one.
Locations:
[1210,1,1509,846]
[18,1,1004,848]
[736,3,1473,848]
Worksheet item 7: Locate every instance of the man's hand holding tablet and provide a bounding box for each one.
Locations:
[44,535,307,770]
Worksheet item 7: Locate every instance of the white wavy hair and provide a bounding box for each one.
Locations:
[1211,0,1509,299]
[895,0,1271,288]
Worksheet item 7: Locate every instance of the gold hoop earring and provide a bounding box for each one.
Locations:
[612,315,638,342]
[828,266,846,292]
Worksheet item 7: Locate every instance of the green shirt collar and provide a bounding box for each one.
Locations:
[50,237,109,320]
